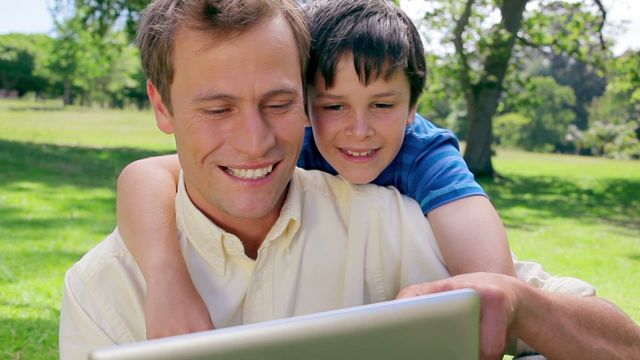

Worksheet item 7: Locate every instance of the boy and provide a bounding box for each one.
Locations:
[116,0,514,338]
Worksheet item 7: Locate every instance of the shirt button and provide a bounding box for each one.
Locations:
[255,271,264,281]
[224,238,234,247]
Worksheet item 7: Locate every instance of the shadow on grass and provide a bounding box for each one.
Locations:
[479,175,640,231]
[0,139,171,189]
[627,254,640,262]
[8,106,66,112]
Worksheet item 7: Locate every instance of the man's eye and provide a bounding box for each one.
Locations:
[266,101,293,112]
[323,104,344,111]
[203,108,230,115]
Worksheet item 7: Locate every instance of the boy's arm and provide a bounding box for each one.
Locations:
[116,154,214,338]
[427,195,516,276]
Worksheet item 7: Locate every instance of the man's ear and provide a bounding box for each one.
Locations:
[406,104,418,125]
[147,80,174,134]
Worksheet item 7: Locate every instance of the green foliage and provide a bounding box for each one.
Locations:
[497,76,576,151]
[47,10,144,107]
[581,120,640,159]
[520,1,607,67]
[494,112,531,148]
[0,34,54,96]
[572,51,640,159]
[53,0,148,40]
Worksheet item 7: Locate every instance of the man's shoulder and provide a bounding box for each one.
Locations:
[294,168,422,213]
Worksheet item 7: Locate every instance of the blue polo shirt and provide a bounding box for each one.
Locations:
[297,114,486,214]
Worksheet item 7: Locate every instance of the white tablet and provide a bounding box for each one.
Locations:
[90,288,480,360]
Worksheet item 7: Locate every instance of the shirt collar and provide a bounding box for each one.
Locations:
[175,170,302,275]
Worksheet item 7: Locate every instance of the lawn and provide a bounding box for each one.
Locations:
[1,99,638,359]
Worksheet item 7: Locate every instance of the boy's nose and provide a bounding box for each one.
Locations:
[346,112,374,140]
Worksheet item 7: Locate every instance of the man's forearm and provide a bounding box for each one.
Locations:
[513,283,640,359]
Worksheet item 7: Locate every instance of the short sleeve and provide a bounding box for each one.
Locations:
[372,115,486,214]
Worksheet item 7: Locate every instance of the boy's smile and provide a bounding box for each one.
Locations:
[308,55,416,184]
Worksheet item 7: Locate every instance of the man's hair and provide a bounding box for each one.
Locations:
[306,0,426,108]
[137,0,310,111]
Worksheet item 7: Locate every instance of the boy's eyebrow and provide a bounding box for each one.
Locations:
[313,92,344,100]
[371,90,404,98]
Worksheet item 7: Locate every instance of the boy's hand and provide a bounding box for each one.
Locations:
[396,273,520,360]
[144,272,214,339]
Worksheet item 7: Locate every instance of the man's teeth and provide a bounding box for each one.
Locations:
[227,165,274,179]
[345,149,374,157]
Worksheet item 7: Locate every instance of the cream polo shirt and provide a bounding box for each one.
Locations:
[59,168,452,359]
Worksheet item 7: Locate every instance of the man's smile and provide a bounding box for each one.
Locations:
[223,163,277,180]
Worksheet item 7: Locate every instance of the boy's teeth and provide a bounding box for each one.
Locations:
[227,165,274,179]
[345,149,373,157]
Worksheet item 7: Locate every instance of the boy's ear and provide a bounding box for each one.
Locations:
[406,104,418,125]
[147,80,174,134]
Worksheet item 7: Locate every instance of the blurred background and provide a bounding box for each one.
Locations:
[0,1,638,359]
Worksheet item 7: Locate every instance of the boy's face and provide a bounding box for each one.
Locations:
[308,55,416,184]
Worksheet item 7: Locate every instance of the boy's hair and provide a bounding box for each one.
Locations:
[306,0,426,108]
[137,0,310,112]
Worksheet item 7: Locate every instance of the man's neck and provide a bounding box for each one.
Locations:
[183,182,288,260]
[213,210,281,260]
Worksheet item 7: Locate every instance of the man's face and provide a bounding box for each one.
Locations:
[308,55,416,184]
[149,15,307,230]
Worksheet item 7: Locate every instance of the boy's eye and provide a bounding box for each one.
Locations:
[323,104,345,112]
[373,103,394,109]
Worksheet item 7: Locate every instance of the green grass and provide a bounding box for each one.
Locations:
[484,150,640,325]
[0,100,174,359]
[1,99,638,359]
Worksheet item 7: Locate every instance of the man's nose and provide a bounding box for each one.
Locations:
[233,108,277,156]
[345,111,374,140]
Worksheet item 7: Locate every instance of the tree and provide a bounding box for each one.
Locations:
[49,1,146,107]
[0,34,53,97]
[496,76,575,151]
[53,0,147,41]
[422,0,608,176]
[580,51,640,159]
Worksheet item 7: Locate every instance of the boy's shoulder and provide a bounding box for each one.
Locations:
[406,115,459,147]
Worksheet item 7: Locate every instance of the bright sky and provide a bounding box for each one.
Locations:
[0,0,638,55]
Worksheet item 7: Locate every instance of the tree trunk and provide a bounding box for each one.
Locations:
[464,86,502,177]
[63,78,73,106]
[461,0,528,177]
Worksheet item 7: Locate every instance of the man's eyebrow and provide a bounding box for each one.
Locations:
[192,88,300,104]
[263,87,301,99]
[192,93,238,104]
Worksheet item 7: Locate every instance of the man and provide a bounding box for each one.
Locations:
[59,0,640,359]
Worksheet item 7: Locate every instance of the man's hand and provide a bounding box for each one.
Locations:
[396,272,523,360]
[144,271,214,339]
